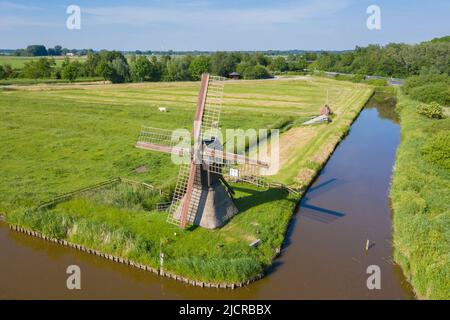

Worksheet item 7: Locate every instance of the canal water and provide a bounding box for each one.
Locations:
[0,95,415,299]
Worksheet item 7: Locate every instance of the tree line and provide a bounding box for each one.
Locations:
[310,37,450,78]
[1,36,448,83]
[0,51,309,83]
[13,45,94,57]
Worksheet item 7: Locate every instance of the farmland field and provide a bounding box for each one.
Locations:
[0,55,86,68]
[0,77,373,283]
[0,77,372,211]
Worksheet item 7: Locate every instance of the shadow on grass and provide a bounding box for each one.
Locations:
[232,185,293,213]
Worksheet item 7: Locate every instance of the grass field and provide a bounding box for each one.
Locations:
[390,92,450,299]
[0,55,86,68]
[0,77,372,212]
[1,77,373,283]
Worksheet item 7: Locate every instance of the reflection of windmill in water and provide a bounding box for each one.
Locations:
[299,179,345,224]
[135,73,269,229]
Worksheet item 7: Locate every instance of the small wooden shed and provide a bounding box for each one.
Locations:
[229,72,240,80]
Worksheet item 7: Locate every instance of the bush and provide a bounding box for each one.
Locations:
[403,74,449,95]
[103,58,130,83]
[416,101,445,119]
[421,131,450,170]
[237,62,271,79]
[22,58,55,79]
[334,74,353,82]
[408,83,450,106]
[351,74,365,83]
[365,78,387,86]
[61,59,81,82]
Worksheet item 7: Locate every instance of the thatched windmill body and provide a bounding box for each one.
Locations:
[136,74,268,229]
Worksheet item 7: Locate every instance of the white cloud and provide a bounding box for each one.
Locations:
[83,0,352,27]
[0,1,41,11]
[0,16,56,28]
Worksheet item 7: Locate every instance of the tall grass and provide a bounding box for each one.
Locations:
[390,92,450,299]
[7,182,296,283]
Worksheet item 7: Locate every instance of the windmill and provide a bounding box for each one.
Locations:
[135,73,269,229]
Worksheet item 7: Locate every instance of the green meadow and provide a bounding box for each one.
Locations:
[1,77,373,283]
[0,55,86,68]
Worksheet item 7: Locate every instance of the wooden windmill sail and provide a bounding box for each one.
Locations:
[135,73,268,229]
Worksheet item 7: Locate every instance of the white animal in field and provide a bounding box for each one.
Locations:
[158,107,167,112]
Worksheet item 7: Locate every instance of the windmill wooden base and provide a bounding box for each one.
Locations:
[173,179,238,229]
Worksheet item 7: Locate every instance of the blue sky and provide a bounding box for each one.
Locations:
[0,0,449,50]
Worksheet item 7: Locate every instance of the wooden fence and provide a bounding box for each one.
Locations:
[35,177,160,210]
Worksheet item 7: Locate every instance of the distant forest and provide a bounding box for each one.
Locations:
[0,36,448,83]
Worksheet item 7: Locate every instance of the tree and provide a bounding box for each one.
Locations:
[96,51,130,83]
[22,58,55,78]
[103,58,130,83]
[270,56,288,72]
[210,52,240,77]
[255,52,269,66]
[48,45,63,56]
[248,64,271,79]
[26,45,48,56]
[85,52,100,77]
[131,56,152,82]
[237,61,271,79]
[189,56,210,80]
[61,58,81,82]
[148,56,164,81]
[164,58,191,81]
[1,64,13,79]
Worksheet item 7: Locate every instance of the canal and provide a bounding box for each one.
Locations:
[0,94,415,299]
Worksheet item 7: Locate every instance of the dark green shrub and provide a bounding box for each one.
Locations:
[403,74,449,95]
[335,74,353,82]
[409,83,450,106]
[365,78,387,86]
[352,74,365,83]
[417,102,445,119]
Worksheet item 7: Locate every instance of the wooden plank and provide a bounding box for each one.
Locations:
[202,149,269,168]
[135,142,188,156]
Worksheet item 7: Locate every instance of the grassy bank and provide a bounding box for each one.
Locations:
[7,182,296,283]
[390,92,449,299]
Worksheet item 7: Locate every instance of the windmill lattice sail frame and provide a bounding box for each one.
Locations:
[135,73,269,229]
